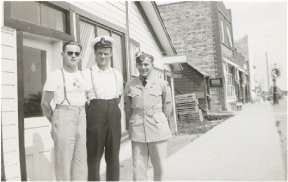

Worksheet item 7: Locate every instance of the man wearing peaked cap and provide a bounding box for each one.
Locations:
[124,51,173,181]
[82,35,123,181]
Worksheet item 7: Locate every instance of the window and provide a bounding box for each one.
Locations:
[226,66,236,98]
[23,46,46,117]
[129,39,140,78]
[9,2,67,33]
[79,21,95,69]
[226,26,233,47]
[220,20,225,43]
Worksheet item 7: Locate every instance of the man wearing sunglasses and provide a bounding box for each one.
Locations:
[83,36,123,181]
[41,41,89,181]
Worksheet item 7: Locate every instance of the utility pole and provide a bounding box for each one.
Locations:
[265,52,270,93]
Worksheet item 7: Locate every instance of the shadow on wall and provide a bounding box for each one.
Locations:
[26,133,55,181]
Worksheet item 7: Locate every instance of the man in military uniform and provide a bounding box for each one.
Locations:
[124,51,173,181]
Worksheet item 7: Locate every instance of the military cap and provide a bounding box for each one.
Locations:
[91,35,114,50]
[135,51,154,63]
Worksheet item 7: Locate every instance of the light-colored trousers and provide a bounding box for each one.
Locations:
[51,105,87,181]
[132,140,168,181]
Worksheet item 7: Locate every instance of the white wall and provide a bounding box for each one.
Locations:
[70,1,126,30]
[1,26,21,181]
[128,2,164,69]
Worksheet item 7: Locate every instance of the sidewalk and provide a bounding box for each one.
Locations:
[153,102,285,180]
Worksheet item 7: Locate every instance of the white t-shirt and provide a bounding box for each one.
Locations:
[83,65,123,100]
[43,69,90,106]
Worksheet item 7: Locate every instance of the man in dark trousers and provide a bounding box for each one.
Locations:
[83,35,123,181]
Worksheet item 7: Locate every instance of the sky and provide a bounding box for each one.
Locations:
[224,1,287,91]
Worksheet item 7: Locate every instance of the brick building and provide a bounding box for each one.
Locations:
[235,35,255,102]
[158,1,250,112]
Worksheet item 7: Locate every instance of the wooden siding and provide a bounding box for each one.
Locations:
[1,27,21,181]
[70,1,126,30]
[128,2,164,69]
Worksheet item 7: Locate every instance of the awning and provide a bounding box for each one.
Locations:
[187,62,210,77]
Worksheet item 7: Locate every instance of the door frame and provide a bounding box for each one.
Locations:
[17,31,63,180]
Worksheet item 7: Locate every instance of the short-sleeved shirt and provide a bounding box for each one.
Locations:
[83,65,123,100]
[43,69,90,106]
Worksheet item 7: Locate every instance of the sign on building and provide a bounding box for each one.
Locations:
[210,78,223,87]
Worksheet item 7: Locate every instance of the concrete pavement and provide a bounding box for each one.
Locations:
[154,102,285,181]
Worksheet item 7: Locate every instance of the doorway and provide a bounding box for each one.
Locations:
[22,34,61,180]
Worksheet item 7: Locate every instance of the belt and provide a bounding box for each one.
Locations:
[55,104,85,110]
[90,98,118,104]
[133,108,163,116]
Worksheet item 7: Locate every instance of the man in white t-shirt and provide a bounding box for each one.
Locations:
[41,41,89,181]
[83,36,123,181]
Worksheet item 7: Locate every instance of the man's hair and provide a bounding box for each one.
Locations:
[62,41,82,52]
[135,51,154,63]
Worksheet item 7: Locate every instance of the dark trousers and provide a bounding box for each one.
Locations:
[86,99,121,181]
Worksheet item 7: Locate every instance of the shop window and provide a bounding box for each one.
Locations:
[9,2,67,33]
[226,72,236,98]
[23,46,46,117]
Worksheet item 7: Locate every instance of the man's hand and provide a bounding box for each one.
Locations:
[41,91,54,123]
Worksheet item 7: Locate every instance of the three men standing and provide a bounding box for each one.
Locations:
[124,51,173,181]
[84,36,123,181]
[41,37,172,181]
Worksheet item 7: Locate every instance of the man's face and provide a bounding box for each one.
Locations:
[136,57,154,78]
[62,44,81,69]
[95,47,112,68]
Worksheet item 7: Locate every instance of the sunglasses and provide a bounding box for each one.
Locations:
[66,51,81,57]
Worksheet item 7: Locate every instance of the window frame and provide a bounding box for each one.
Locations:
[4,1,74,41]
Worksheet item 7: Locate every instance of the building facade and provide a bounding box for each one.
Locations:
[234,35,255,102]
[158,1,250,112]
[1,1,181,180]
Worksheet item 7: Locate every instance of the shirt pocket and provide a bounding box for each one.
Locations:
[153,112,167,124]
[130,114,143,127]
[129,88,142,108]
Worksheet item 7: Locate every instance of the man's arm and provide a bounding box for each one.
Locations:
[124,83,132,122]
[41,91,54,122]
[162,81,173,120]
